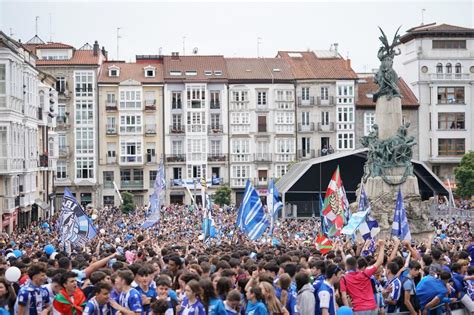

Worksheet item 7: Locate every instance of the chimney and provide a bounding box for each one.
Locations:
[101,46,108,59]
[93,40,99,56]
[333,43,339,57]
[346,58,351,70]
[171,52,180,60]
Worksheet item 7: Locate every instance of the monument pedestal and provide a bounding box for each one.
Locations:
[365,175,419,200]
[375,96,402,139]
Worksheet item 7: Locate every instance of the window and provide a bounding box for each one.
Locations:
[438,139,465,156]
[170,71,182,76]
[120,114,142,134]
[172,114,182,129]
[337,132,354,150]
[232,90,248,102]
[106,93,116,104]
[146,143,156,163]
[276,139,294,154]
[438,113,465,130]
[75,100,93,125]
[74,71,94,97]
[210,91,220,109]
[76,157,94,179]
[186,85,205,109]
[56,161,67,179]
[56,77,66,93]
[187,139,206,161]
[109,69,118,77]
[103,171,114,188]
[145,69,155,77]
[301,137,311,156]
[144,91,156,105]
[58,134,67,150]
[57,104,66,123]
[275,165,288,177]
[204,70,212,76]
[120,90,142,109]
[210,114,220,129]
[432,40,466,49]
[76,127,94,154]
[187,164,205,179]
[321,111,329,125]
[120,140,143,163]
[337,107,354,123]
[172,92,182,109]
[173,167,182,179]
[455,63,462,75]
[446,63,452,74]
[149,170,157,187]
[321,87,329,100]
[301,87,309,101]
[231,139,250,162]
[185,71,197,76]
[0,64,5,97]
[257,91,267,106]
[231,165,250,186]
[301,112,310,126]
[103,196,114,205]
[364,112,376,136]
[436,63,443,74]
[210,140,221,155]
[187,112,206,132]
[337,85,354,104]
[106,117,116,133]
[258,116,267,132]
[172,141,183,155]
[214,70,222,76]
[437,87,464,104]
[231,112,250,124]
[107,143,116,160]
[120,169,143,187]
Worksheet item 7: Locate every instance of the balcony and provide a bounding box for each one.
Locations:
[208,125,223,134]
[231,178,246,188]
[106,156,117,164]
[317,96,335,106]
[106,125,117,135]
[317,122,335,132]
[230,154,251,163]
[120,180,144,190]
[145,124,157,135]
[298,149,315,159]
[274,153,294,162]
[169,125,185,134]
[105,101,117,111]
[297,96,315,106]
[144,100,156,111]
[2,197,15,213]
[210,101,220,110]
[120,156,143,164]
[207,154,227,162]
[430,73,471,80]
[39,154,49,168]
[256,104,269,112]
[254,178,269,187]
[166,154,186,163]
[59,146,69,157]
[298,123,315,132]
[254,153,272,162]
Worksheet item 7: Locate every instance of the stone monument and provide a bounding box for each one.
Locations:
[359,27,431,235]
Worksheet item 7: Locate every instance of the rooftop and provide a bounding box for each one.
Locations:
[225,58,294,81]
[400,23,474,43]
[98,61,164,83]
[162,55,228,81]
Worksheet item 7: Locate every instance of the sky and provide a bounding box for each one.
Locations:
[1,0,473,72]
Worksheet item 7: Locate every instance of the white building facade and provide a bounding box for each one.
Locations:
[395,23,474,184]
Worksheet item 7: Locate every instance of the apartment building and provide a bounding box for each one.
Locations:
[394,23,474,185]
[0,32,42,232]
[163,54,228,205]
[277,50,358,159]
[97,56,164,207]
[226,58,295,203]
[24,39,106,208]
[355,74,420,159]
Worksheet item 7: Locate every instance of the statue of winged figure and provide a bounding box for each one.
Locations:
[373,26,402,102]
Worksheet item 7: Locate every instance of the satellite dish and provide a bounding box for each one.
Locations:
[192,47,198,54]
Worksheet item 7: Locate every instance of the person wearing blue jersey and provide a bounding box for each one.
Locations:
[276,274,297,315]
[135,268,157,314]
[199,279,226,315]
[384,262,401,313]
[311,260,326,315]
[317,264,342,315]
[224,290,242,315]
[416,267,454,315]
[15,264,50,315]
[450,260,474,313]
[83,282,116,315]
[117,270,143,315]
[178,280,205,315]
[156,277,178,315]
[245,286,268,315]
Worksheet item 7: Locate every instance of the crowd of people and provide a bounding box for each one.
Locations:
[0,202,472,315]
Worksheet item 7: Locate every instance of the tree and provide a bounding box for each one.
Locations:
[454,151,474,198]
[121,191,135,213]
[213,185,231,206]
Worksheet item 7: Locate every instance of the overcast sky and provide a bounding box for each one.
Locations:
[1,0,473,72]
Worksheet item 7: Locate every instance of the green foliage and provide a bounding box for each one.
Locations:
[454,151,474,198]
[213,185,231,206]
[121,191,135,213]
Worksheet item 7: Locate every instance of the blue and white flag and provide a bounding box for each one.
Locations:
[267,179,283,235]
[357,185,380,240]
[238,180,269,241]
[59,188,97,247]
[142,159,165,229]
[202,193,216,241]
[342,210,368,235]
[392,188,411,241]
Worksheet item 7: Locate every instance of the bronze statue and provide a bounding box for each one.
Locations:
[373,27,402,102]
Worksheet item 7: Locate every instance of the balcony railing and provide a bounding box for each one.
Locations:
[106,125,117,135]
[59,146,69,157]
[207,154,227,162]
[39,154,49,167]
[105,101,117,111]
[144,100,156,110]
[298,149,315,159]
[208,125,223,134]
[430,73,471,80]
[166,154,186,162]
[120,180,144,189]
[256,104,269,111]
[231,178,247,188]
[120,156,143,164]
[230,154,251,163]
[210,101,220,109]
[169,125,185,134]
[298,123,315,132]
[254,178,269,187]
[297,96,315,106]
[317,122,335,132]
[145,124,157,135]
[274,153,294,162]
[254,153,272,162]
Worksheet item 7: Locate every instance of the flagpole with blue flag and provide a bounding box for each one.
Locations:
[391,188,411,241]
[319,194,327,235]
[141,158,165,229]
[267,179,282,236]
[357,184,380,240]
[238,179,269,240]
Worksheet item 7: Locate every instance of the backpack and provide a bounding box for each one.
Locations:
[397,277,420,312]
